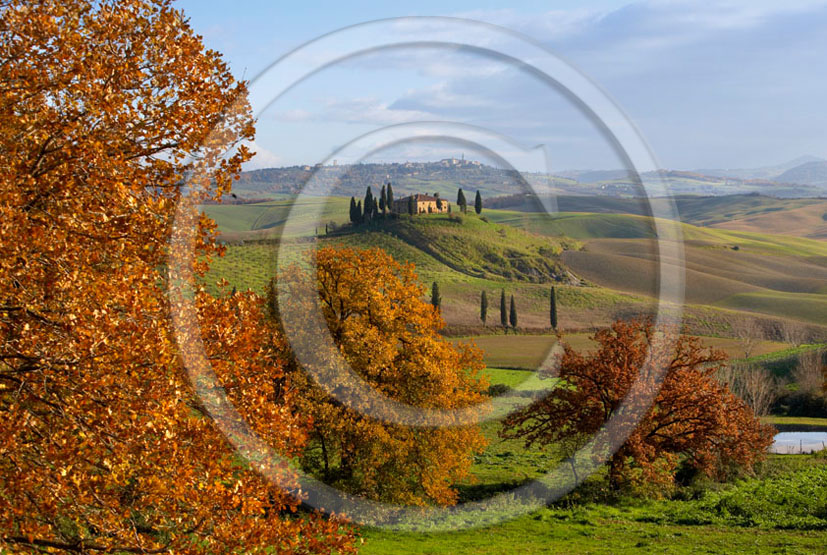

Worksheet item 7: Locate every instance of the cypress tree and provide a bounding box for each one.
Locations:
[474,190,483,214]
[408,195,415,216]
[500,289,507,330]
[457,188,467,213]
[480,290,488,326]
[550,286,558,330]
[356,200,363,224]
[364,186,374,222]
[509,295,518,330]
[373,198,379,220]
[386,181,394,211]
[349,196,357,224]
[431,281,442,311]
[379,184,387,214]
[435,191,443,211]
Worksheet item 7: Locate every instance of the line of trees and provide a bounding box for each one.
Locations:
[481,289,519,333]
[479,287,560,332]
[349,182,394,224]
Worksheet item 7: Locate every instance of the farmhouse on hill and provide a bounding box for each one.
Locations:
[392,193,450,215]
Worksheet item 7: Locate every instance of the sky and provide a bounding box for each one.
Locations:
[177,0,827,171]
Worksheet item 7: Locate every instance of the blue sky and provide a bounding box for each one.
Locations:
[178,1,827,171]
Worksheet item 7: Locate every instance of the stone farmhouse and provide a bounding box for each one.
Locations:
[392,194,450,215]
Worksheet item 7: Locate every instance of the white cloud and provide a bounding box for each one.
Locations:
[242,140,283,170]
[273,97,436,126]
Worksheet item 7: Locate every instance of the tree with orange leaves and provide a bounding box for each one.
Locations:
[0,1,353,552]
[271,247,488,506]
[501,319,775,492]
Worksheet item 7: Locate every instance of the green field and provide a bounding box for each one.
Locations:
[764,416,827,429]
[361,509,827,554]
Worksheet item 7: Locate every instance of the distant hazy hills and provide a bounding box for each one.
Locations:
[692,155,827,188]
[236,157,827,199]
[692,155,825,181]
[774,160,827,186]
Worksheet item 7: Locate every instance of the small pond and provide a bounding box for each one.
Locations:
[770,431,827,454]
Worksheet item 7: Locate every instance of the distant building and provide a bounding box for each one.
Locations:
[392,194,450,215]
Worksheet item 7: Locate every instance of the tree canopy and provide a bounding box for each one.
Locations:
[501,320,775,491]
[456,188,467,213]
[273,247,488,506]
[0,1,354,552]
[431,281,442,311]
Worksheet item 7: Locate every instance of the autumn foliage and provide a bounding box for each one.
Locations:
[272,247,488,506]
[501,320,775,492]
[0,0,353,552]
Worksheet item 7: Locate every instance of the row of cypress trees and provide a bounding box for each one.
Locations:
[349,182,395,224]
[478,287,559,332]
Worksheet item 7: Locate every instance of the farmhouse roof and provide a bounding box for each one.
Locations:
[401,194,441,202]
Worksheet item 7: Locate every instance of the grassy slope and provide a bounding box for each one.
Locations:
[674,195,824,227]
[708,200,827,239]
[506,212,827,325]
[201,196,351,240]
[361,517,826,554]
[359,214,579,283]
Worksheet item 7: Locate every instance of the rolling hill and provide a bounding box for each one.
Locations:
[484,193,827,232]
[479,209,827,323]
[710,201,827,240]
[774,160,827,186]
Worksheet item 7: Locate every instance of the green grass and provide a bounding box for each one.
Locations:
[200,196,351,239]
[485,210,658,240]
[360,454,827,554]
[203,243,274,294]
[354,213,580,283]
[360,513,827,554]
[482,367,534,388]
[763,416,827,429]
